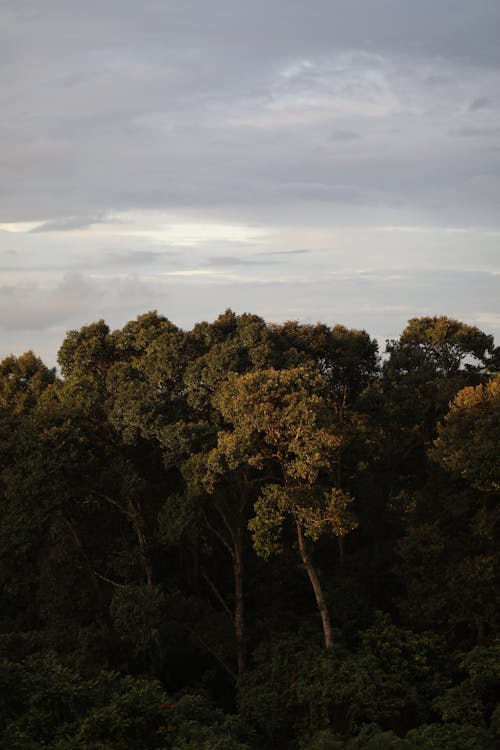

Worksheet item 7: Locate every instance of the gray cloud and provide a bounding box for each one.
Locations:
[1,1,500,226]
[260,249,312,257]
[468,96,492,111]
[0,274,98,331]
[0,1,499,360]
[449,127,500,138]
[329,130,361,142]
[205,256,279,267]
[30,214,106,232]
[97,249,167,267]
[0,262,498,366]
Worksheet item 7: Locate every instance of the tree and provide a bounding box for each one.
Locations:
[270,321,379,412]
[57,320,116,415]
[355,317,497,610]
[172,311,275,676]
[0,351,56,415]
[380,315,496,453]
[397,376,500,645]
[210,366,356,650]
[432,377,500,494]
[389,316,495,378]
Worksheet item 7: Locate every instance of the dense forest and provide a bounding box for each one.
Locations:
[0,310,498,750]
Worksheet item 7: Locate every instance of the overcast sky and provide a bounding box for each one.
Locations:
[1,1,499,365]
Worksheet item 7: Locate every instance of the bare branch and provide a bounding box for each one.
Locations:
[92,571,129,589]
[201,509,235,560]
[187,626,237,682]
[213,499,237,545]
[202,569,234,624]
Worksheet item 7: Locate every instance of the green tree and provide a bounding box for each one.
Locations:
[356,316,497,614]
[0,351,56,415]
[210,366,356,650]
[173,311,275,676]
[432,377,500,494]
[389,316,495,377]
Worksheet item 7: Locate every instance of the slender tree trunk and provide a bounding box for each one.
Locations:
[234,528,246,674]
[129,502,161,650]
[295,519,333,650]
[64,516,112,635]
[187,626,237,682]
[209,494,248,675]
[130,502,154,588]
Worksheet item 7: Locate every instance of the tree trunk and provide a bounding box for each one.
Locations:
[209,495,248,674]
[63,516,113,637]
[129,502,161,650]
[295,519,333,650]
[129,501,154,588]
[234,529,246,674]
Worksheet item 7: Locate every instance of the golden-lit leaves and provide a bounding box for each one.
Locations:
[204,366,358,557]
[323,488,358,538]
[211,366,340,484]
[433,377,500,493]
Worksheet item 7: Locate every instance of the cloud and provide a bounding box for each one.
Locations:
[0,274,98,331]
[259,249,312,256]
[1,2,500,227]
[30,215,106,232]
[329,130,360,142]
[0,272,172,333]
[449,126,500,138]
[97,249,166,267]
[468,96,492,111]
[205,256,279,267]
[0,2,499,361]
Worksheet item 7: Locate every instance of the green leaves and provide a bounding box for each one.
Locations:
[433,377,500,493]
[248,485,286,558]
[394,316,495,377]
[1,311,499,746]
[213,367,355,548]
[0,351,56,415]
[321,489,357,539]
[0,654,170,749]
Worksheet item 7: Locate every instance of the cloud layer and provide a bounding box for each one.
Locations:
[0,1,499,362]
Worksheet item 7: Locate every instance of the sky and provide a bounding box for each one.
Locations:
[1,0,499,365]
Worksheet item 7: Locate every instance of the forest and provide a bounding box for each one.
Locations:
[0,310,498,750]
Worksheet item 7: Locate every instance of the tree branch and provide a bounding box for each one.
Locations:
[187,626,237,682]
[213,499,237,546]
[92,571,129,589]
[202,569,234,624]
[201,510,235,560]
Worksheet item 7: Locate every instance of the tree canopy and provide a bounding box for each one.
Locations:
[0,311,498,750]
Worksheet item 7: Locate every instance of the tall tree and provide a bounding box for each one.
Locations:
[174,311,275,675]
[433,377,500,494]
[210,366,356,650]
[398,377,500,645]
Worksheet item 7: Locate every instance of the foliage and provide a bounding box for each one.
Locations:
[432,377,500,493]
[405,722,496,749]
[0,655,252,750]
[0,311,498,749]
[0,654,168,749]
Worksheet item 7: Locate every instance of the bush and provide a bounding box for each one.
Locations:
[406,722,496,750]
[0,654,251,750]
